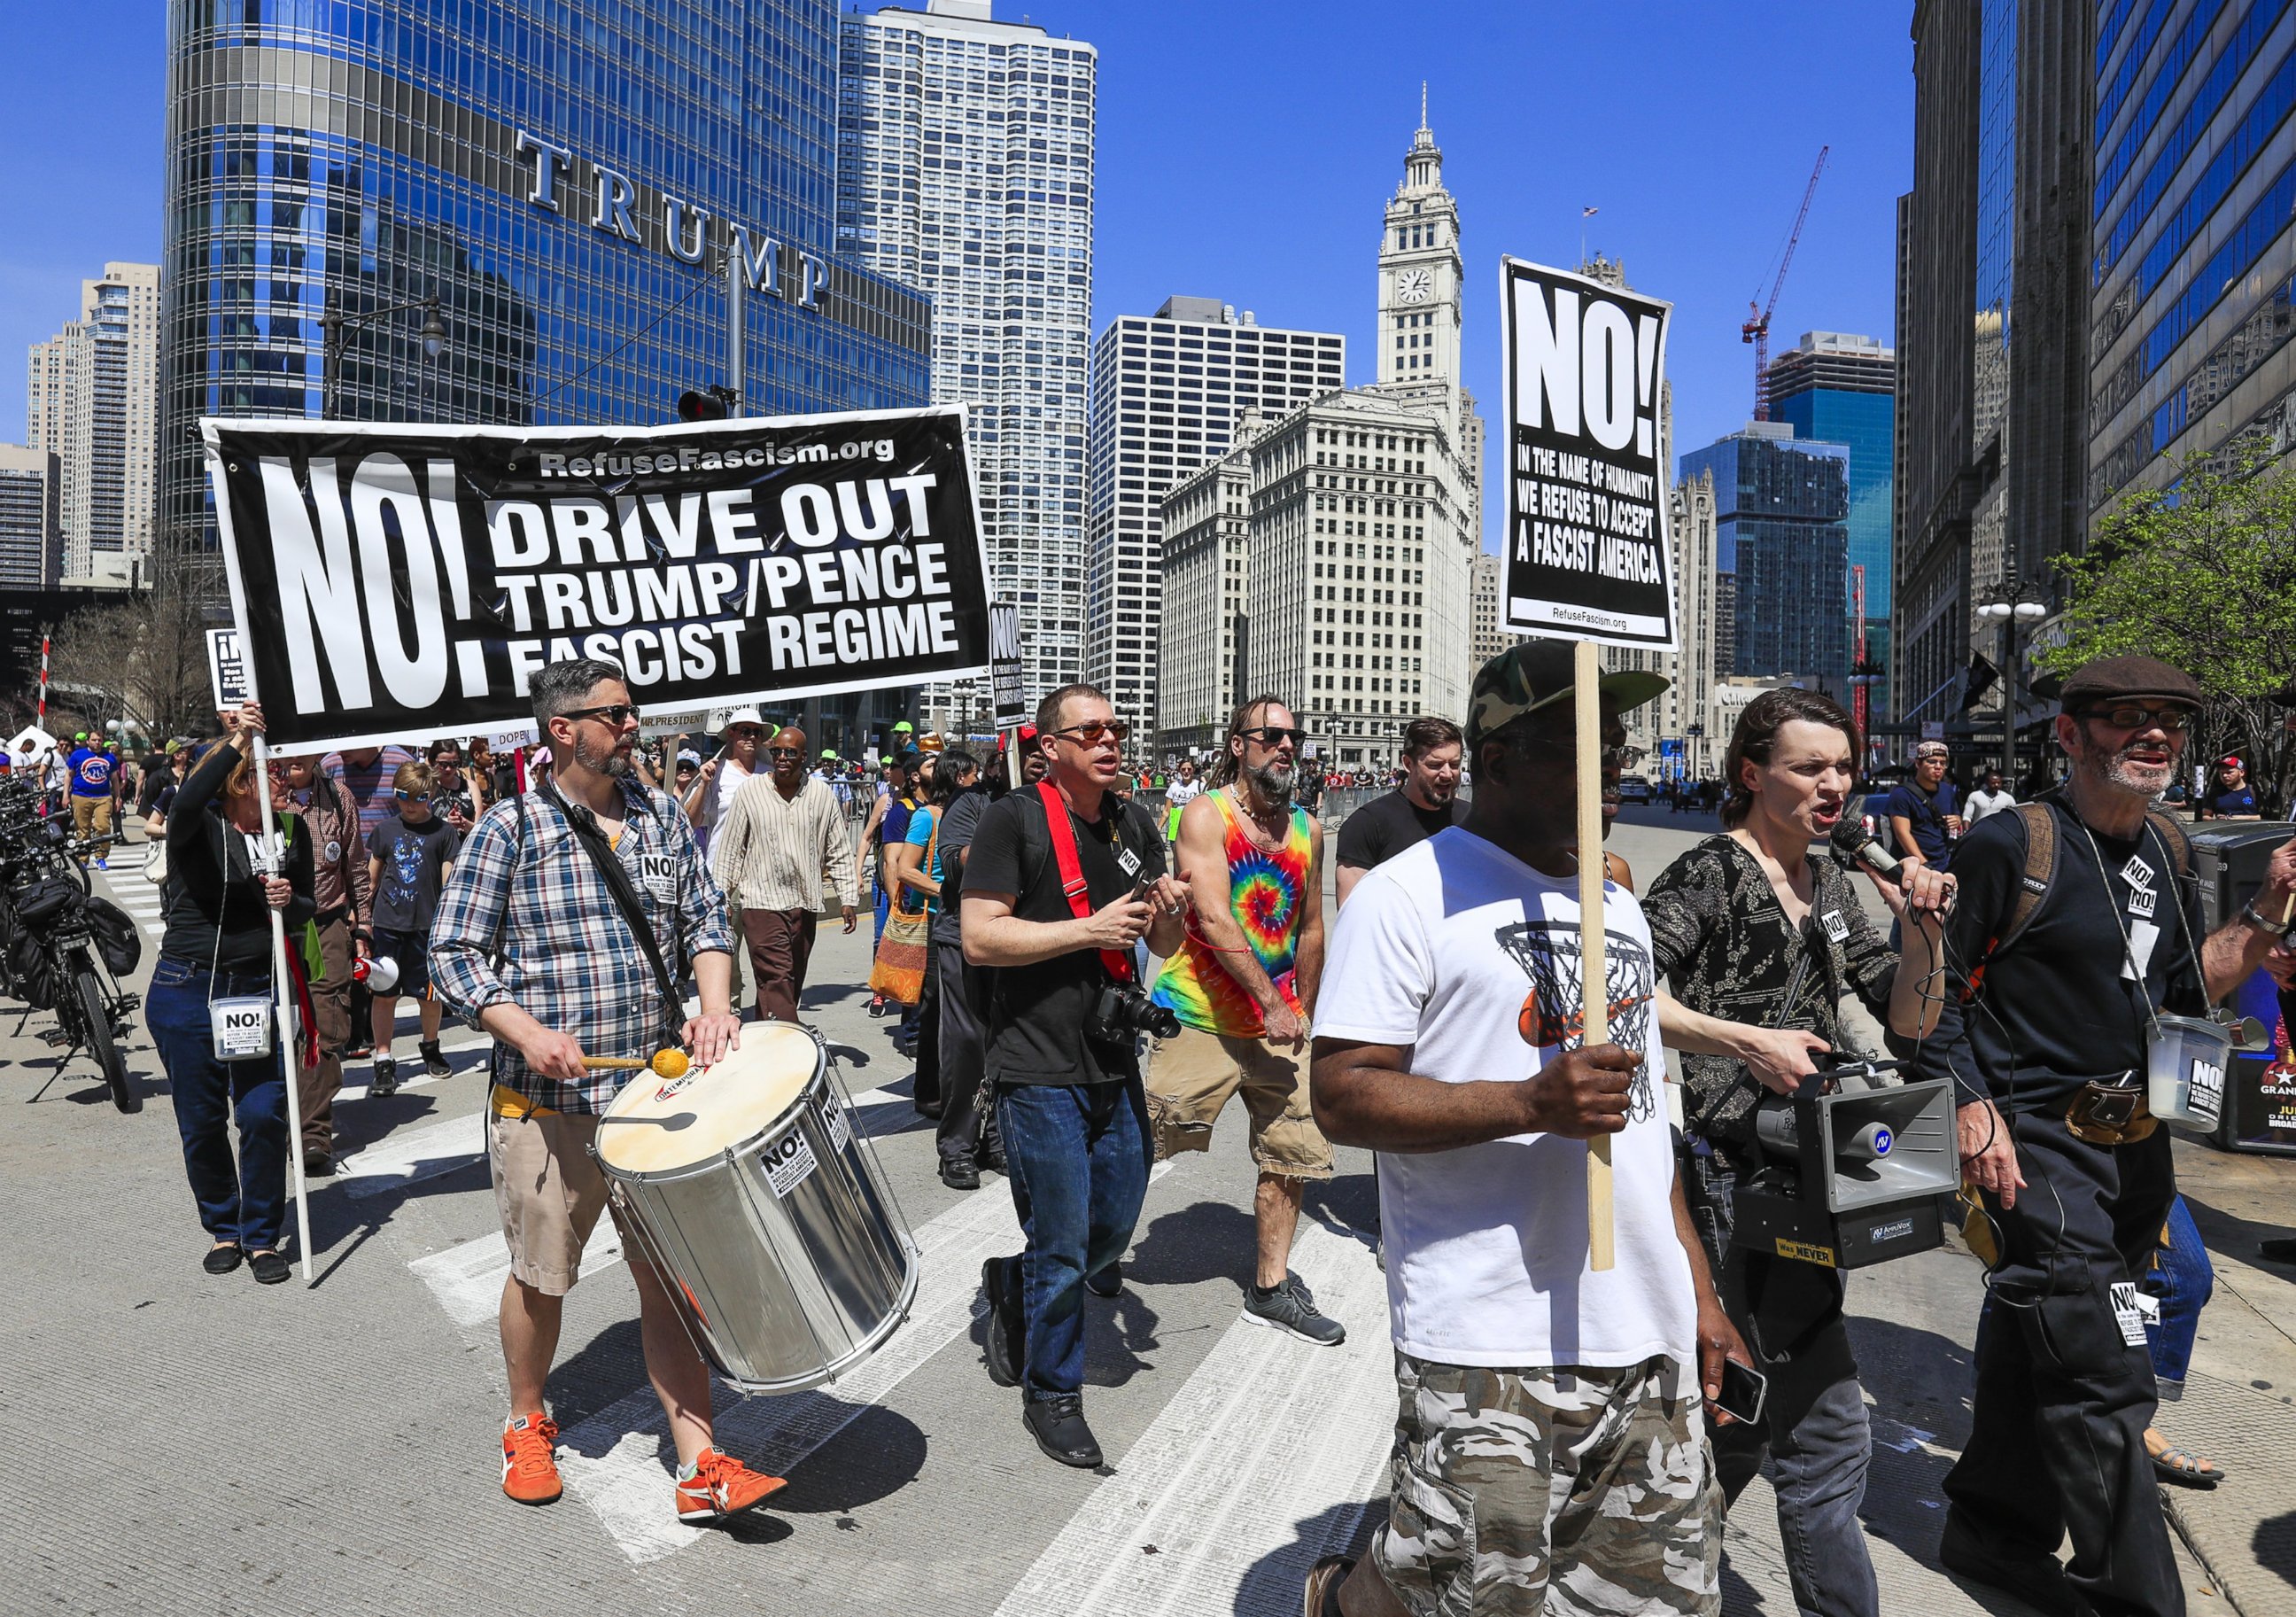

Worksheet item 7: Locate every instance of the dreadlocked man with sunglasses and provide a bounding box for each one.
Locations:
[1906,654,2296,1617]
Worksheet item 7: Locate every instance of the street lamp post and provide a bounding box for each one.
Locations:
[1847,656,1885,767]
[1975,571,2049,787]
[320,294,448,420]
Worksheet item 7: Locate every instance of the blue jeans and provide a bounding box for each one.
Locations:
[995,1077,1151,1402]
[148,959,290,1252]
[2145,1194,2215,1392]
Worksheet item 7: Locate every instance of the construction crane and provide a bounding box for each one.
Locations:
[1742,145,1829,421]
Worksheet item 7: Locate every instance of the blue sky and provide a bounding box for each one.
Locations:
[0,1,1912,540]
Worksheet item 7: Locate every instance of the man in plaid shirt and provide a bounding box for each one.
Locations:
[429,657,786,1526]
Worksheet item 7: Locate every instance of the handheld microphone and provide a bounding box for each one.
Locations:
[1828,816,1901,878]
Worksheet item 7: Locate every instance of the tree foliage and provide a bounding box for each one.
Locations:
[42,541,223,743]
[2041,443,2296,812]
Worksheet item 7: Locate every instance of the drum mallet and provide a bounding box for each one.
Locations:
[584,1049,692,1078]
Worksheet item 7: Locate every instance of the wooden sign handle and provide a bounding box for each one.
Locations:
[1574,640,1616,1272]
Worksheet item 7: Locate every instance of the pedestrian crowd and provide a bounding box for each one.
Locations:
[62,637,2296,1616]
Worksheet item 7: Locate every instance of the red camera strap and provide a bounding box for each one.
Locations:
[1036,779,1135,983]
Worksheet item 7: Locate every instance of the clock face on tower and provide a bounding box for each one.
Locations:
[1396,267,1432,303]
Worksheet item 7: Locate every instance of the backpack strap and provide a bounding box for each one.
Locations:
[2145,808,2193,880]
[1991,801,2059,961]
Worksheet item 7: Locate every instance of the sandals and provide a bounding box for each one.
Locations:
[2151,1444,2227,1489]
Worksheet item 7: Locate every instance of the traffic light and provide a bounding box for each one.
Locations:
[677,389,729,423]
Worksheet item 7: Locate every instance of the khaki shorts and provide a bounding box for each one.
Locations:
[1376,1353,1721,1615]
[488,1108,629,1295]
[1145,1023,1332,1178]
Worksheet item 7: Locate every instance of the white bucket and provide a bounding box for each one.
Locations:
[2146,1013,2230,1130]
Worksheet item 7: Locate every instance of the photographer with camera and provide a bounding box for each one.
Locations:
[961,684,1191,1468]
[1912,655,2296,1617]
[1642,689,1952,1617]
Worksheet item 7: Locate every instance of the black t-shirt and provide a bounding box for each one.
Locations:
[368,812,462,933]
[929,787,988,946]
[964,787,1167,1086]
[1335,789,1466,871]
[1918,797,2205,1112]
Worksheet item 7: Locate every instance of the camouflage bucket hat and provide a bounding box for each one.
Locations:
[1466,639,1669,750]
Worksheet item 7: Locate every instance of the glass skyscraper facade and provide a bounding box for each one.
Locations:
[1679,423,1850,685]
[160,0,931,546]
[2090,0,2296,513]
[1771,330,1895,713]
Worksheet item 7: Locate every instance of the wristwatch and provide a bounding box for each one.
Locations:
[2243,899,2291,937]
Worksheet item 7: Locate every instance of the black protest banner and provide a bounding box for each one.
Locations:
[204,408,990,750]
[1500,259,1677,649]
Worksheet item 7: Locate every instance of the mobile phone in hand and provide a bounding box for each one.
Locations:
[1712,1357,1767,1426]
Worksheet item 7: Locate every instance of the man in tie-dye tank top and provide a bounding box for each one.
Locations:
[1148,696,1345,1348]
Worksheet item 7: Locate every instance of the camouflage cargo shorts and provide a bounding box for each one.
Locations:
[1372,1352,1721,1616]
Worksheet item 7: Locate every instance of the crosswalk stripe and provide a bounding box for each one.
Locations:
[548,1160,1175,1566]
[335,1108,487,1199]
[407,1228,624,1330]
[990,1217,1394,1617]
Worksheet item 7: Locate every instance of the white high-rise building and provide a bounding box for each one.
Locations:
[27,262,159,586]
[1153,109,1482,769]
[1469,552,1525,669]
[1086,299,1345,729]
[837,0,1096,719]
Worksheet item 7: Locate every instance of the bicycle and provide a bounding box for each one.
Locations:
[0,781,142,1112]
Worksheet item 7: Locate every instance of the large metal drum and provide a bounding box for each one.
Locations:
[594,1022,918,1394]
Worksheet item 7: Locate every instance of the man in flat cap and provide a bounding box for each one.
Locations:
[1905,653,2296,1616]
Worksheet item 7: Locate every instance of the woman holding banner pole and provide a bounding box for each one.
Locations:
[148,701,315,1286]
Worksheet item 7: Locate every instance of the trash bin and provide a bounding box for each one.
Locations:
[2191,822,2296,1155]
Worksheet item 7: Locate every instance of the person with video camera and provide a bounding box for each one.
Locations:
[960,683,1191,1468]
[1642,688,1952,1617]
[1910,655,2296,1617]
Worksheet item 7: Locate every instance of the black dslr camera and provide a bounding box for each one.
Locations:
[1088,980,1180,1045]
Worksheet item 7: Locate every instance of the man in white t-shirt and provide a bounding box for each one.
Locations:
[1964,769,2017,823]
[1305,641,1746,1617]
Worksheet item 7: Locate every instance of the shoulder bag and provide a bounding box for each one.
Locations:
[869,813,937,1006]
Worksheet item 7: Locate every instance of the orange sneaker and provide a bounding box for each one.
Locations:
[500,1411,563,1506]
[674,1447,787,1523]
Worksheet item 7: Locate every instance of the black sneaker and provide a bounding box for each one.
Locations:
[369,1054,399,1097]
[1243,1275,1346,1346]
[1938,1510,2081,1617]
[418,1038,451,1078]
[1085,1263,1122,1299]
[302,1149,335,1178]
[1022,1394,1102,1468]
[941,1154,981,1191]
[981,1256,1022,1388]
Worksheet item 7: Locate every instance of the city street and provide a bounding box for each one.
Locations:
[0,809,2284,1614]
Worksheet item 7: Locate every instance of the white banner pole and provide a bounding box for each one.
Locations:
[253,730,315,1284]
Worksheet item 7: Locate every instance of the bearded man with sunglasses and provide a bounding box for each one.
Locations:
[710,726,858,1022]
[430,659,783,1525]
[1145,696,1345,1347]
[962,684,1192,1467]
[1907,654,2296,1617]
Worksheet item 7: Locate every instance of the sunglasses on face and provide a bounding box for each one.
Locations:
[564,703,641,727]
[2080,705,2195,734]
[1050,719,1130,746]
[766,746,805,759]
[1237,726,1307,749]
[393,788,435,802]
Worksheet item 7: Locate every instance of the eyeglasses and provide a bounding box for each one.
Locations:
[1237,726,1308,749]
[2079,705,2195,734]
[563,703,641,727]
[766,746,805,758]
[1049,719,1130,746]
